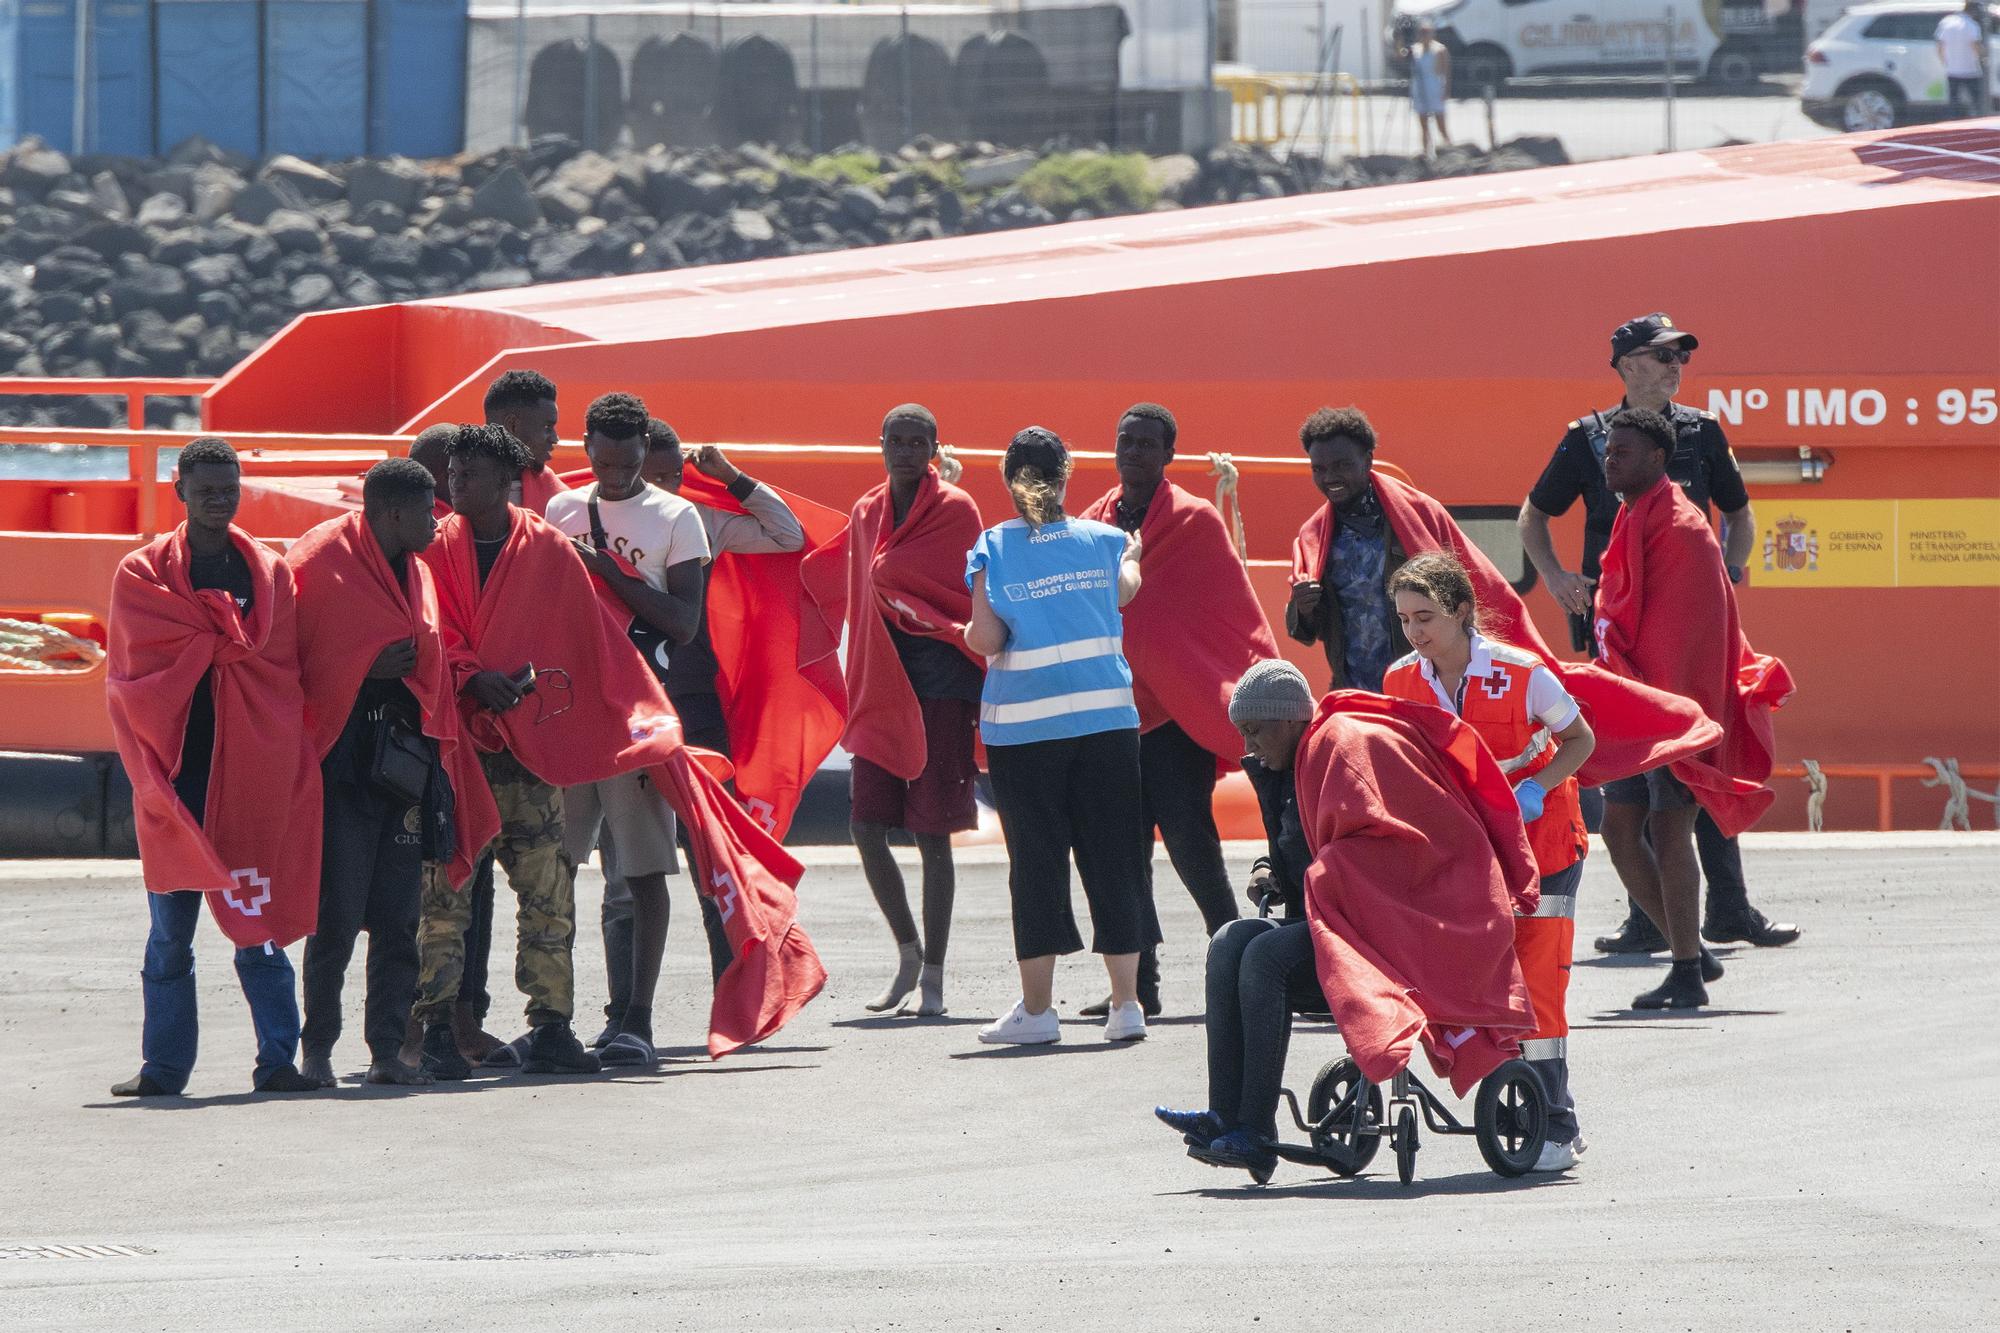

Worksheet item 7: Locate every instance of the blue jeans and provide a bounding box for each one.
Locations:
[141,890,301,1093]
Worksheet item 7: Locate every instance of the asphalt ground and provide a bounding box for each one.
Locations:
[2,833,1994,1330]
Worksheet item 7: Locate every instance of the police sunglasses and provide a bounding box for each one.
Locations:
[1635,347,1692,365]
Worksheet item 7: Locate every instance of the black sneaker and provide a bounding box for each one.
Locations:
[522,1022,600,1075]
[1699,947,1725,984]
[1594,911,1667,954]
[1703,906,1801,948]
[419,1022,472,1081]
[1633,963,1708,1010]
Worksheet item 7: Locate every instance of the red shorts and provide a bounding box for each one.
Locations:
[849,696,980,836]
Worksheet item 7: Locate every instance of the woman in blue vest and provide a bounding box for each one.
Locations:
[966,428,1154,1046]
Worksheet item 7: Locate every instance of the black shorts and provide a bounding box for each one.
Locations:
[1602,766,1696,812]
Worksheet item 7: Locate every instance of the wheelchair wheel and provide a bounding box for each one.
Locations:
[1474,1059,1549,1178]
[1306,1058,1383,1176]
[1392,1106,1418,1185]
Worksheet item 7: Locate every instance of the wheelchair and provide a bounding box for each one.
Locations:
[1272,1053,1551,1185]
[1257,896,1553,1185]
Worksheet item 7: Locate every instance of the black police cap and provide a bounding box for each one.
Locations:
[1610,312,1699,365]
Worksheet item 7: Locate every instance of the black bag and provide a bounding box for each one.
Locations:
[368,717,435,807]
[588,493,673,684]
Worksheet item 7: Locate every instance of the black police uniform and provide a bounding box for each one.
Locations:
[1529,399,1750,595]
[1528,400,1763,931]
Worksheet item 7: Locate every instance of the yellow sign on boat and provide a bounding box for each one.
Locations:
[1757,500,2000,587]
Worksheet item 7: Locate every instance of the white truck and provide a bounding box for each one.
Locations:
[1387,0,1806,89]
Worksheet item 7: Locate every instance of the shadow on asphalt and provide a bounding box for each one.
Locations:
[1572,946,1747,970]
[1166,1171,1580,1200]
[948,1041,1148,1060]
[1584,1009,1784,1023]
[79,1058,824,1107]
[830,1016,989,1030]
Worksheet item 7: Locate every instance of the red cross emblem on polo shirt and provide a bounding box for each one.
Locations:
[1477,671,1513,700]
[224,868,272,917]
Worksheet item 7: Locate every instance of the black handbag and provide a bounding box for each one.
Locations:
[588,493,673,684]
[368,716,435,807]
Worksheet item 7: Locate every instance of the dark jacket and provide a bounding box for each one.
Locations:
[1244,754,1311,920]
[1282,487,1412,686]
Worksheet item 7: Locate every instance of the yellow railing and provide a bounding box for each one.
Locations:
[1216,71,1362,154]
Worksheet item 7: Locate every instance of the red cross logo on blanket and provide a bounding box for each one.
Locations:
[223,867,271,917]
[1477,671,1513,701]
[711,868,739,924]
[745,798,778,834]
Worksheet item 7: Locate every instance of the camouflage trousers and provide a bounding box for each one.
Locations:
[415,748,576,1026]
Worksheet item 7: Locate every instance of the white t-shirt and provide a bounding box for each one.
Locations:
[545,481,709,592]
[1937,12,1986,78]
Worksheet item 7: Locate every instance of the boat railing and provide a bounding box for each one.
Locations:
[0,377,216,430]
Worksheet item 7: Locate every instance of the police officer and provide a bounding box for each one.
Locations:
[1517,312,1801,954]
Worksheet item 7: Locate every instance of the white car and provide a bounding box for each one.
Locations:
[1802,2,2000,130]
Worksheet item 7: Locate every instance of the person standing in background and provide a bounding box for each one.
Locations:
[1400,20,1452,157]
[1937,2,1993,118]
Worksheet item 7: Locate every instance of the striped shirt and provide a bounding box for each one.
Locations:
[965,517,1138,746]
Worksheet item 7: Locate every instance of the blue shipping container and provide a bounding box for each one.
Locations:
[154,0,262,158]
[265,0,367,160]
[2,0,151,155]
[369,0,467,158]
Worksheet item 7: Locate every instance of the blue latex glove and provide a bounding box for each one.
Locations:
[1514,777,1547,823]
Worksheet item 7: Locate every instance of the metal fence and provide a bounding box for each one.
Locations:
[1219,2,1840,161]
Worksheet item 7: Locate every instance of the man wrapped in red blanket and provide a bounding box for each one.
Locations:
[800,405,985,1017]
[105,437,321,1097]
[1287,406,1719,788]
[1591,410,1794,1010]
[285,459,502,1087]
[1078,402,1279,1015]
[411,425,823,1075]
[1296,691,1541,1095]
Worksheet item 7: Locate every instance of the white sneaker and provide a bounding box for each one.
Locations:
[1532,1132,1587,1172]
[1103,1000,1148,1042]
[978,1000,1062,1045]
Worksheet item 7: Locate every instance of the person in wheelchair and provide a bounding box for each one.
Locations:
[1153,660,1328,1181]
[1159,659,1544,1184]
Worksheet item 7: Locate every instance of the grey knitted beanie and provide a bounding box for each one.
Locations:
[1228,659,1315,724]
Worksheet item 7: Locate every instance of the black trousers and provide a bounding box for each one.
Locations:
[303,774,424,1062]
[458,850,495,1019]
[1138,721,1241,940]
[986,727,1155,960]
[1204,918,1324,1140]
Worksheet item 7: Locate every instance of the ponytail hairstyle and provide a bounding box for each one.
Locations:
[1388,551,1491,639]
[1002,427,1072,528]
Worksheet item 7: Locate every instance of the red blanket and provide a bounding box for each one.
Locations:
[1596,477,1794,837]
[106,526,322,948]
[425,508,825,1056]
[1296,691,1539,1095]
[518,466,568,517]
[285,511,500,888]
[558,466,849,840]
[1079,480,1277,764]
[800,468,984,780]
[1292,471,1720,786]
